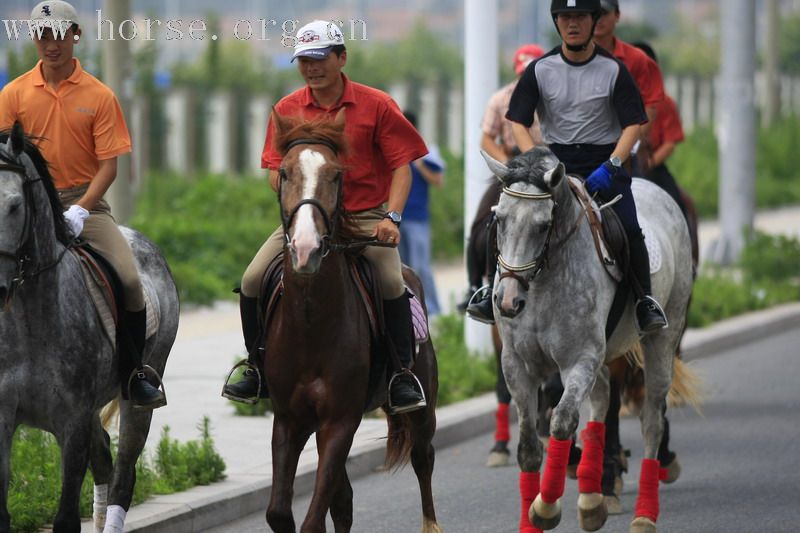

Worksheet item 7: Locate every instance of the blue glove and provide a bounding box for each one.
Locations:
[585,162,614,194]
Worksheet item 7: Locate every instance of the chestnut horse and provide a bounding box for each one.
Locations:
[262,110,441,533]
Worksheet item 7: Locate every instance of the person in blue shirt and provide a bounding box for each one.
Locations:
[399,111,445,315]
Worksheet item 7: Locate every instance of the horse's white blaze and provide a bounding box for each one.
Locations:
[292,148,325,267]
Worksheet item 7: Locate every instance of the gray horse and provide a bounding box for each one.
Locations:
[482,147,695,533]
[0,124,179,533]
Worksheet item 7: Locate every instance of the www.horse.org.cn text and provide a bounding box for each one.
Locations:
[1,13,368,45]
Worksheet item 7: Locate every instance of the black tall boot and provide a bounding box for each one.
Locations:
[222,294,267,404]
[466,215,498,324]
[383,294,426,414]
[629,235,668,334]
[125,308,167,410]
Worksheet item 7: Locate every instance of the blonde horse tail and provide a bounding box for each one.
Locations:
[668,356,704,414]
[100,397,121,429]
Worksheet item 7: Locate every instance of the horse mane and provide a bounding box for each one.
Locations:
[272,113,350,157]
[0,129,72,246]
[503,146,561,191]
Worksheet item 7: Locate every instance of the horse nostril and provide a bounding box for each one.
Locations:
[515,299,525,314]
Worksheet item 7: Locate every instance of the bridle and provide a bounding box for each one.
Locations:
[496,183,587,290]
[0,156,71,306]
[278,138,344,258]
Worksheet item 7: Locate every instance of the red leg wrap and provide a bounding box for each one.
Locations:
[577,421,605,494]
[634,458,661,522]
[519,471,543,533]
[540,437,572,504]
[495,402,511,443]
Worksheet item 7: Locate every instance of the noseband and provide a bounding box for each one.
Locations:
[496,184,585,289]
[278,138,344,258]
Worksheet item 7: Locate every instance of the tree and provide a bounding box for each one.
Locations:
[780,12,800,74]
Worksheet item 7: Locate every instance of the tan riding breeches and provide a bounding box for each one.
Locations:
[58,186,145,312]
[241,207,405,300]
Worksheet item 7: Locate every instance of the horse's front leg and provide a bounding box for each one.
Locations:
[88,413,113,533]
[576,365,610,531]
[631,340,672,533]
[53,418,92,533]
[500,349,544,533]
[300,418,359,533]
[0,412,14,533]
[533,351,602,531]
[267,414,310,533]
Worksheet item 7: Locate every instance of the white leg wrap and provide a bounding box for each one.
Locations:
[93,484,108,533]
[102,505,127,533]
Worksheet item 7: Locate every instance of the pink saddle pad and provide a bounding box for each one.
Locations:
[408,289,429,344]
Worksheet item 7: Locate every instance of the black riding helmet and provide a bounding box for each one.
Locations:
[551,0,602,52]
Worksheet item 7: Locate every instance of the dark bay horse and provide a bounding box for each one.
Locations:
[263,111,441,533]
[0,125,179,532]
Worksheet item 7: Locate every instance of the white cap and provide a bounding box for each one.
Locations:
[292,20,345,61]
[30,1,79,29]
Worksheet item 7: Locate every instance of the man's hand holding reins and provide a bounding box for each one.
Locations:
[375,218,400,246]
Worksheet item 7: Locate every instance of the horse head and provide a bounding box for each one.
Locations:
[0,123,30,305]
[273,109,347,275]
[481,146,569,319]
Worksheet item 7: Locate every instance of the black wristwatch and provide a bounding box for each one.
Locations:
[383,211,402,227]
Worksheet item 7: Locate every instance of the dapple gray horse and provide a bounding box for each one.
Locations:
[0,124,179,533]
[482,147,694,533]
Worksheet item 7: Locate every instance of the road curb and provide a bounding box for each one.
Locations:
[99,302,800,532]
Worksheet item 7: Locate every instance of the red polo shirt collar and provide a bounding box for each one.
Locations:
[298,73,357,110]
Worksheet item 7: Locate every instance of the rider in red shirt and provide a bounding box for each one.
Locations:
[222,20,429,414]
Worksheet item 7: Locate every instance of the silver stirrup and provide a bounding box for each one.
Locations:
[387,370,427,415]
[465,284,495,325]
[221,359,262,405]
[127,365,167,410]
[635,295,669,335]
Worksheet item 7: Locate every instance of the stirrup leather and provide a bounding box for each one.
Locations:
[221,359,262,405]
[127,365,167,410]
[387,369,427,415]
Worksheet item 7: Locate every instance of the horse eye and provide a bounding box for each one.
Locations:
[279,169,288,181]
[9,201,20,214]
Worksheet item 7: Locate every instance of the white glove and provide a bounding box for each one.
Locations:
[64,204,90,237]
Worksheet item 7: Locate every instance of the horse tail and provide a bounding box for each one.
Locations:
[100,397,120,429]
[384,413,414,471]
[621,344,703,415]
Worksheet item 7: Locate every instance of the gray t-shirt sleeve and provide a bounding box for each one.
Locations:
[506,64,540,128]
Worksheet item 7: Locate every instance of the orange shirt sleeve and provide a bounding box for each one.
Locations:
[93,91,131,160]
[0,86,19,131]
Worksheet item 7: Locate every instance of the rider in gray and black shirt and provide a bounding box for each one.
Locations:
[487,0,667,333]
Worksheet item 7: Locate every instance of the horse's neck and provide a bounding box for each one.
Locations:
[282,254,353,313]
[553,182,597,267]
[30,184,63,266]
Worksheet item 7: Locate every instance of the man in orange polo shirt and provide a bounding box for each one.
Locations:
[0,1,165,409]
[222,20,429,413]
[594,0,665,173]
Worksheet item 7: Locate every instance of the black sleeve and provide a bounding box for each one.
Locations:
[612,62,647,128]
[505,64,540,128]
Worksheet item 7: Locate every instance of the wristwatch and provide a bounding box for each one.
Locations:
[383,211,402,227]
[605,156,622,175]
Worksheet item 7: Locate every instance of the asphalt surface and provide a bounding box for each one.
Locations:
[204,326,800,533]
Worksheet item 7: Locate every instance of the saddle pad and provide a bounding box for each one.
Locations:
[641,223,662,274]
[76,252,159,345]
[407,288,429,344]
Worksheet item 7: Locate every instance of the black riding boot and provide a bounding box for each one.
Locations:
[125,308,167,410]
[384,294,426,414]
[221,294,268,403]
[629,235,668,334]
[466,215,498,324]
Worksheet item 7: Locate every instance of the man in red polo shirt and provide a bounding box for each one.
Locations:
[593,0,665,173]
[222,20,429,413]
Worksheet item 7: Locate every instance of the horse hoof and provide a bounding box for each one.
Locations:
[614,474,624,496]
[662,456,681,484]
[486,450,510,467]
[631,516,657,533]
[577,492,608,531]
[422,518,444,533]
[529,495,562,530]
[604,494,623,515]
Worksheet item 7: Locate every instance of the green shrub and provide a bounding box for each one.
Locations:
[8,418,225,533]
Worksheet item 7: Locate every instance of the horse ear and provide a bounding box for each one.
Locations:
[332,108,346,131]
[544,162,565,189]
[9,121,24,157]
[271,109,289,136]
[480,150,511,182]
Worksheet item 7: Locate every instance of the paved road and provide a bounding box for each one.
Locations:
[204,327,800,533]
